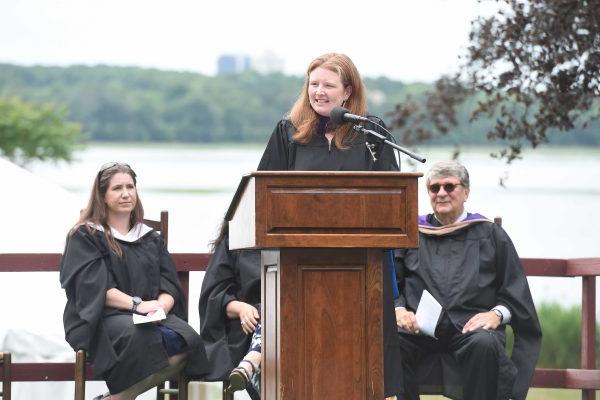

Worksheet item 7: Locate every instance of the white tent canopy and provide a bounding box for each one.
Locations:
[0,157,110,399]
[0,156,82,252]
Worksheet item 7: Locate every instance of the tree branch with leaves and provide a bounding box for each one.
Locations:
[0,97,82,166]
[389,0,600,164]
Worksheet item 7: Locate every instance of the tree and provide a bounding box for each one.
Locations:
[389,0,600,164]
[0,97,81,165]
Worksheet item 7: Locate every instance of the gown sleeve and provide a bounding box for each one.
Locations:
[491,224,542,399]
[60,226,110,351]
[392,249,409,308]
[257,119,293,170]
[198,233,250,380]
[155,234,188,320]
[199,235,239,338]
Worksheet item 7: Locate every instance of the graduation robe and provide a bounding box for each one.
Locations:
[394,214,542,400]
[60,225,208,393]
[256,117,404,397]
[198,234,261,382]
[257,117,398,171]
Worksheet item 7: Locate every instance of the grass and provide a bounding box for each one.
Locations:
[421,388,600,399]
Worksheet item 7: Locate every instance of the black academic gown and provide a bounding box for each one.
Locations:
[198,234,261,382]
[60,225,208,393]
[257,117,403,397]
[257,117,398,171]
[394,216,542,400]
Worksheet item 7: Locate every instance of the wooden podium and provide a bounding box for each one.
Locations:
[227,171,420,400]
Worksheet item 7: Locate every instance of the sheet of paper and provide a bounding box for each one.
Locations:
[415,289,442,338]
[132,307,166,324]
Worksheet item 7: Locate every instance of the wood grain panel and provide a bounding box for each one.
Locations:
[301,267,365,400]
[252,172,420,249]
[267,188,405,229]
[273,248,383,400]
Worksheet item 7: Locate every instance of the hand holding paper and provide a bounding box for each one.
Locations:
[415,289,442,338]
[133,307,166,324]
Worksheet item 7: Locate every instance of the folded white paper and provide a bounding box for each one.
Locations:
[132,307,166,324]
[415,289,442,338]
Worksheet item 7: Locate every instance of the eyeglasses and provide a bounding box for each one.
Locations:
[98,162,131,175]
[428,182,463,194]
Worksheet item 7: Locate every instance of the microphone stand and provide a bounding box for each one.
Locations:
[352,125,426,163]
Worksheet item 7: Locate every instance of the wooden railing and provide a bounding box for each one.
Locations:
[0,253,598,399]
[521,258,600,400]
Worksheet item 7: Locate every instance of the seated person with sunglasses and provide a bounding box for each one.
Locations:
[393,160,541,400]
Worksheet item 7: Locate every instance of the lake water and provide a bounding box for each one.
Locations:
[1,144,599,398]
[9,144,600,322]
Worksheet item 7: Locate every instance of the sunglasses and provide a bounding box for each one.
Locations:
[97,162,134,179]
[98,162,131,173]
[428,182,463,194]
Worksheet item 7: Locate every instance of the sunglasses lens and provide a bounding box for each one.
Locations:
[429,183,460,194]
[443,183,456,193]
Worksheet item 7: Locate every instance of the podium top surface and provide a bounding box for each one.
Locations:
[227,171,422,250]
[226,171,422,220]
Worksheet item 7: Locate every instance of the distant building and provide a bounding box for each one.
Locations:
[217,54,251,74]
[216,52,285,75]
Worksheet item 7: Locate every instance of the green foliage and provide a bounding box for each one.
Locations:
[506,303,600,369]
[0,96,81,164]
[389,0,600,163]
[537,304,584,368]
[0,63,598,146]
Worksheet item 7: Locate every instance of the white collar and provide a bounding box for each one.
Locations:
[90,222,153,242]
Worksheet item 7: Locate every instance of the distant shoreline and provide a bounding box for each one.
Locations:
[79,141,600,155]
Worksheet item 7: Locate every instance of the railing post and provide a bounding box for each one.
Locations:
[74,350,86,400]
[581,275,596,400]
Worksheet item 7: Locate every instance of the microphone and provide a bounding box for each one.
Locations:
[330,105,427,164]
[330,106,370,125]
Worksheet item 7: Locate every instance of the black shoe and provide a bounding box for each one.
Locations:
[227,359,257,393]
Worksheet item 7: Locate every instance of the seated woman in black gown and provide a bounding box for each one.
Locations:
[60,162,208,400]
[200,52,402,399]
[198,221,261,399]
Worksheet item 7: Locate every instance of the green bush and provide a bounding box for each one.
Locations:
[506,303,599,369]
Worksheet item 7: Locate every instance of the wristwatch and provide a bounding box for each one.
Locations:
[131,296,142,312]
[492,308,503,323]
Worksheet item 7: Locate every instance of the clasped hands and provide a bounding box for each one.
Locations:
[137,300,165,316]
[395,308,501,335]
[226,300,260,335]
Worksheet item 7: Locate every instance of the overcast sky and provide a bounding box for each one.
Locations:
[0,0,497,82]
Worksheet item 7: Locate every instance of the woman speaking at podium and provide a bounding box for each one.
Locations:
[200,53,402,399]
[257,52,402,399]
[257,52,397,172]
[199,53,402,399]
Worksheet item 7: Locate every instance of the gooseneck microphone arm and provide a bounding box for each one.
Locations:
[352,125,427,163]
[330,106,426,164]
